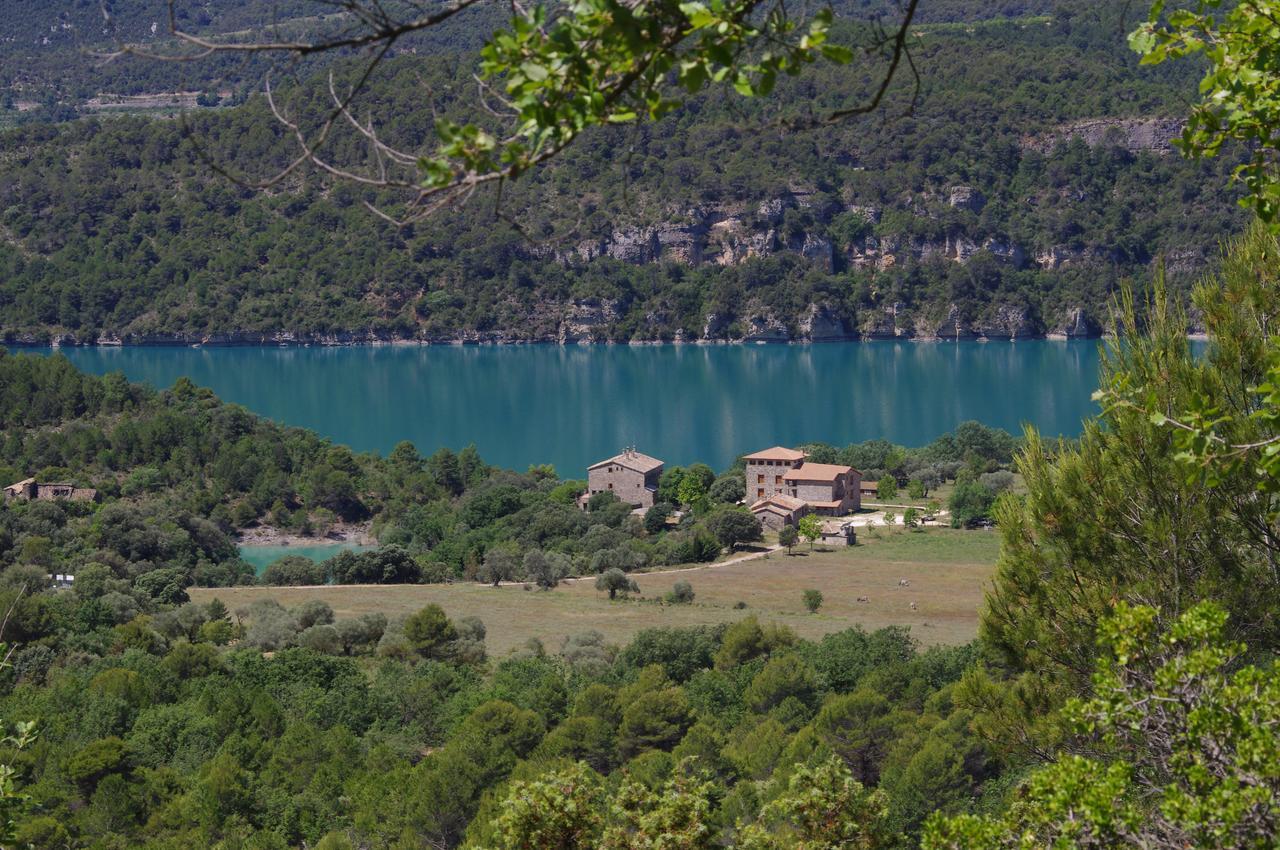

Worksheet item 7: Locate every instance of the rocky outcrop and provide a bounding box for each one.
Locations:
[701,312,730,340]
[559,298,621,344]
[1050,307,1101,338]
[948,185,986,212]
[1022,117,1185,155]
[918,304,978,340]
[796,233,834,272]
[1034,245,1114,270]
[798,304,853,341]
[977,305,1038,339]
[860,303,914,339]
[739,313,791,343]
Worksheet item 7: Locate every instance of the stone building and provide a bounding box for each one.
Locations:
[819,520,857,547]
[743,446,807,502]
[749,493,810,531]
[3,478,97,502]
[742,447,862,516]
[584,449,664,509]
[783,462,861,515]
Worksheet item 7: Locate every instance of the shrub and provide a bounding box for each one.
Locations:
[298,624,342,654]
[260,555,325,586]
[293,599,335,629]
[667,580,695,604]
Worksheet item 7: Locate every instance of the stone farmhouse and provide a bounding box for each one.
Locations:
[743,446,861,527]
[583,448,664,509]
[750,493,810,531]
[3,478,97,503]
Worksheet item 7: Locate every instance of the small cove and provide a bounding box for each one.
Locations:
[238,542,377,576]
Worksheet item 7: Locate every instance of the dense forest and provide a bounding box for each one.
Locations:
[0,3,1246,344]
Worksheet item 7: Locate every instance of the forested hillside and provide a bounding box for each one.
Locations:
[0,347,1017,594]
[0,3,1244,344]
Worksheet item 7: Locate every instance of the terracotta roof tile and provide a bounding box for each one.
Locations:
[742,446,807,462]
[783,462,854,482]
[588,451,665,474]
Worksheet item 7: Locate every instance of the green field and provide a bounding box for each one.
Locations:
[192,529,1002,656]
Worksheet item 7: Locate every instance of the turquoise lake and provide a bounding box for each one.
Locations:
[36,341,1106,473]
[237,543,375,573]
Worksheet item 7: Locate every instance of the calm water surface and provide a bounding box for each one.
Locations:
[238,543,375,574]
[40,341,1105,473]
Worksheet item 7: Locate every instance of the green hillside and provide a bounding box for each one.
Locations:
[0,4,1241,342]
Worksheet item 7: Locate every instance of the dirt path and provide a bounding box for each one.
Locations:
[560,544,783,584]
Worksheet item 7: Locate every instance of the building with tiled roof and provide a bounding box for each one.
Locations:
[748,493,811,531]
[743,448,861,516]
[584,448,664,509]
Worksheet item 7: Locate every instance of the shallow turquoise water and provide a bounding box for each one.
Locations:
[238,542,375,575]
[37,341,1108,473]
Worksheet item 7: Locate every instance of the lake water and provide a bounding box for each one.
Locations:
[238,542,375,574]
[38,341,1106,473]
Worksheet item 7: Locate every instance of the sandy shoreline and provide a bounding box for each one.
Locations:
[236,523,376,548]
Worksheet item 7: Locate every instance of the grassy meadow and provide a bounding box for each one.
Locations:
[191,528,1002,656]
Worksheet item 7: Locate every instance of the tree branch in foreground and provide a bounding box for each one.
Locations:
[104,0,920,225]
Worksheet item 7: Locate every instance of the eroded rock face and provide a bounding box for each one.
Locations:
[1034,245,1113,270]
[948,186,986,212]
[798,304,852,341]
[983,238,1027,269]
[740,312,791,342]
[1051,306,1100,338]
[919,304,977,340]
[1022,117,1185,155]
[797,233,834,272]
[559,298,621,343]
[977,304,1038,339]
[605,228,661,264]
[702,311,730,340]
[861,302,913,339]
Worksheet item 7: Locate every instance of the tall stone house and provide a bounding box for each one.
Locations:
[743,446,861,523]
[743,446,808,502]
[584,449,664,509]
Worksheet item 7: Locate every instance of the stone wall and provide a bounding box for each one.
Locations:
[744,459,800,503]
[587,465,659,508]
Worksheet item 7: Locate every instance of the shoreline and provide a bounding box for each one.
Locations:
[5,332,1130,349]
[237,524,376,549]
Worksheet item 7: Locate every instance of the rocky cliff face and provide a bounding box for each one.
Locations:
[545,178,1138,282]
[1049,307,1102,338]
[1021,117,1186,155]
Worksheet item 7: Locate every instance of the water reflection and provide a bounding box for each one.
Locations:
[37,340,1109,473]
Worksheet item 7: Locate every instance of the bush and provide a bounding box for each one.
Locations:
[240,600,299,650]
[334,614,387,654]
[949,480,996,528]
[666,580,695,604]
[596,568,639,600]
[293,599,335,629]
[403,604,458,659]
[705,505,763,553]
[802,589,824,614]
[877,477,898,501]
[977,470,1015,494]
[260,555,325,586]
[298,624,342,654]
